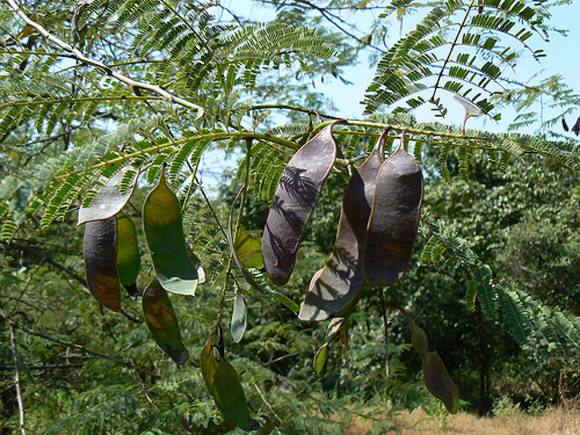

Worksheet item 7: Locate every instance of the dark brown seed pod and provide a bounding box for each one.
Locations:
[262,121,343,286]
[299,129,389,321]
[363,134,424,287]
[572,116,580,136]
[83,217,121,311]
[562,117,569,132]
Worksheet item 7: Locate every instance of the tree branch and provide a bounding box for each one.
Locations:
[0,308,154,377]
[7,320,26,434]
[5,241,142,324]
[3,0,204,117]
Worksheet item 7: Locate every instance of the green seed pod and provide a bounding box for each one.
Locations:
[200,338,218,395]
[424,351,459,414]
[116,212,140,298]
[83,217,121,311]
[262,122,342,286]
[142,279,189,365]
[200,338,258,431]
[299,130,388,321]
[402,309,458,414]
[227,188,264,293]
[213,360,259,431]
[143,166,198,296]
[363,143,423,287]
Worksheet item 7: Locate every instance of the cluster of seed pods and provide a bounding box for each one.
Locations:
[260,123,458,413]
[80,164,257,429]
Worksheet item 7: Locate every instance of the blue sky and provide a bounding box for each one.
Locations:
[224,1,580,133]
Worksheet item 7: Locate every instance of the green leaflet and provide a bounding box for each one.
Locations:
[83,217,121,311]
[142,279,189,365]
[78,166,138,225]
[231,291,247,343]
[200,338,258,431]
[143,166,198,296]
[313,343,328,375]
[234,224,264,269]
[116,212,140,298]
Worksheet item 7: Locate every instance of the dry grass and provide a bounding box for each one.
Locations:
[343,405,580,434]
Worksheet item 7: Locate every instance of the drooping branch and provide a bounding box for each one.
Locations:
[3,0,204,117]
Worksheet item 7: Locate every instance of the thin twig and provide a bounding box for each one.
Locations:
[252,382,285,427]
[379,289,390,380]
[3,0,204,116]
[5,241,142,324]
[431,0,476,100]
[0,309,155,377]
[8,321,26,434]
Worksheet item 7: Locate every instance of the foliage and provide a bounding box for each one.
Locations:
[0,0,578,432]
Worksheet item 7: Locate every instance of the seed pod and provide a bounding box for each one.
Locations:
[143,165,198,296]
[230,291,247,343]
[562,117,569,132]
[116,212,140,298]
[299,130,388,321]
[142,279,189,365]
[200,338,259,431]
[83,217,121,311]
[401,308,458,413]
[78,166,138,225]
[424,351,459,414]
[572,116,580,136]
[262,121,343,286]
[363,140,423,287]
[200,338,218,395]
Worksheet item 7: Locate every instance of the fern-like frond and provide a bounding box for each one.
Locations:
[364,0,545,117]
